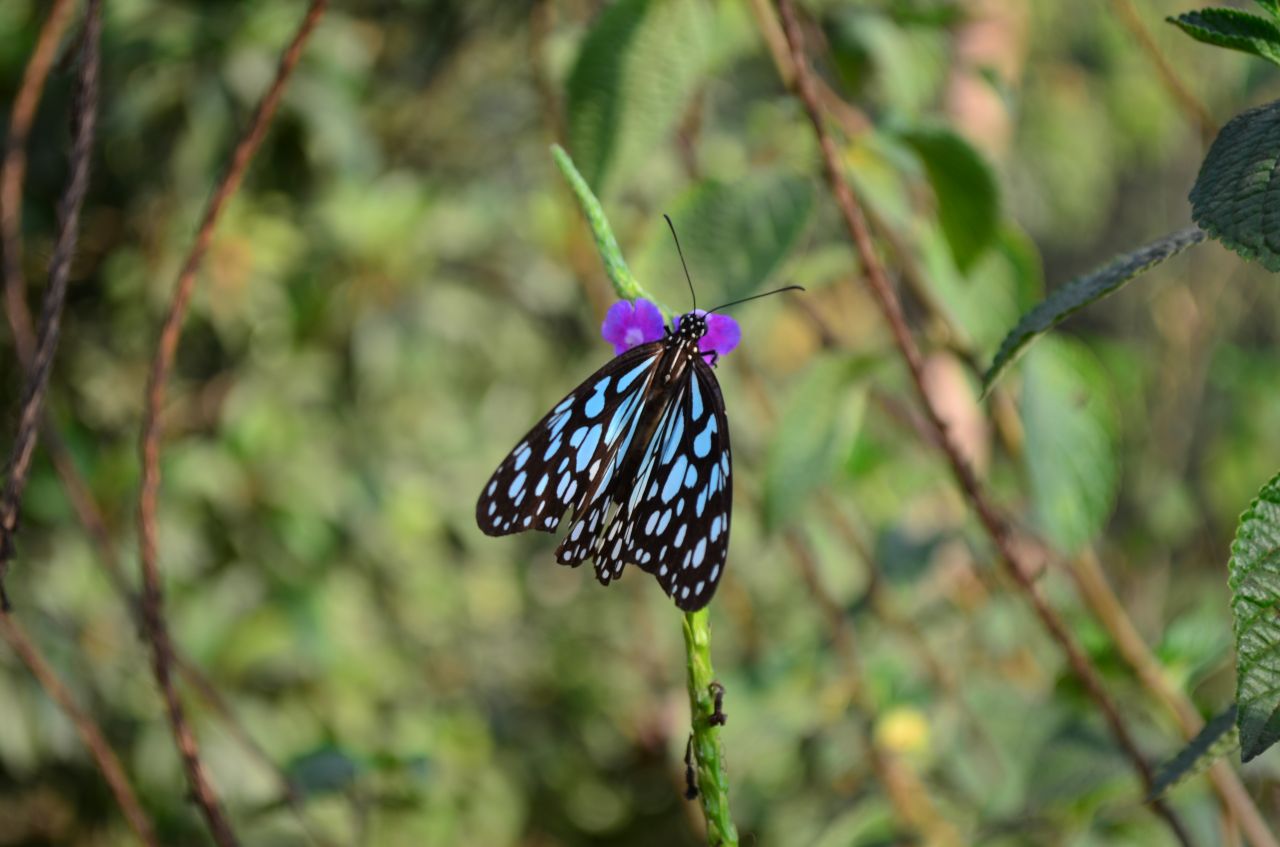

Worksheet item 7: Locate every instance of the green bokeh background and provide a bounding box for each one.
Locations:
[2,0,1279,844]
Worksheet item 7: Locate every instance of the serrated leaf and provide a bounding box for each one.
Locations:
[1228,472,1280,759]
[763,357,867,530]
[898,126,999,272]
[983,227,1205,391]
[634,172,814,302]
[1019,338,1119,554]
[565,0,709,192]
[1150,705,1240,799]
[1168,9,1280,66]
[1190,100,1280,270]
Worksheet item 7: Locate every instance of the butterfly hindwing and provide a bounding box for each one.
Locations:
[599,356,731,611]
[476,342,663,538]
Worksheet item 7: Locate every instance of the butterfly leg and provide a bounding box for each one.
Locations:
[683,734,699,800]
[706,351,719,368]
[709,680,727,726]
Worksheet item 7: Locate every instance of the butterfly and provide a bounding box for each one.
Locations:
[477,220,800,610]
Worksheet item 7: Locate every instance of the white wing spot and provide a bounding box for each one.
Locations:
[692,538,707,567]
[508,471,527,499]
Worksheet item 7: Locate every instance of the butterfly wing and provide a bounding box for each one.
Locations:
[593,355,732,611]
[476,342,664,537]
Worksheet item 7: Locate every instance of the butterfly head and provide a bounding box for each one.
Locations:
[673,311,707,346]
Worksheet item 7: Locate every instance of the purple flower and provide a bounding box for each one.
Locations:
[601,299,741,365]
[601,298,665,355]
[675,309,740,364]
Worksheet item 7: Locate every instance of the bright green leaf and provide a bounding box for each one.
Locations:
[898,125,1000,272]
[1190,100,1280,270]
[763,357,867,530]
[1150,705,1240,799]
[1228,472,1280,759]
[1168,9,1280,66]
[983,227,1205,391]
[565,0,710,192]
[1020,338,1119,554]
[633,172,814,303]
[1258,0,1280,21]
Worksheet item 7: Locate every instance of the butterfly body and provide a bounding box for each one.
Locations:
[477,310,732,611]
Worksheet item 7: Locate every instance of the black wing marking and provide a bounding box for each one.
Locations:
[597,356,732,610]
[476,342,663,538]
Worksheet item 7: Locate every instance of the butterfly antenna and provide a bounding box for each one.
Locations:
[664,213,697,312]
[707,285,805,313]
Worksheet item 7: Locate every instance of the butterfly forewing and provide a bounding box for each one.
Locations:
[476,343,664,537]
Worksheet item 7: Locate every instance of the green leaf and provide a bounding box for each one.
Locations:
[983,227,1205,392]
[565,0,710,192]
[898,125,1000,272]
[1150,705,1240,799]
[634,172,814,303]
[1168,9,1280,66]
[1019,338,1119,554]
[763,357,867,530]
[1228,472,1280,760]
[1190,100,1280,270]
[1258,0,1280,21]
[286,746,364,798]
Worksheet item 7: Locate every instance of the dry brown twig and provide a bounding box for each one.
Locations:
[0,0,101,606]
[0,616,157,844]
[135,3,328,844]
[0,2,158,841]
[772,1,1195,843]
[1,0,77,364]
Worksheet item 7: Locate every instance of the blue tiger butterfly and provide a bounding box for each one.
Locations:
[477,218,801,610]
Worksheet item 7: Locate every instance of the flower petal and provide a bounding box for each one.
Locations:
[602,299,667,355]
[700,313,740,358]
[601,301,634,347]
[633,298,665,343]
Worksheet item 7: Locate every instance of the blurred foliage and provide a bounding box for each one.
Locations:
[2,0,1280,844]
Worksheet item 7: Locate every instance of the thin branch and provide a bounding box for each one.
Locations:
[772,2,1193,843]
[1,0,77,364]
[0,0,101,607]
[135,3,327,845]
[0,615,158,845]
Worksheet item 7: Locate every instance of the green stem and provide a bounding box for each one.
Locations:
[551,143,649,302]
[552,143,737,845]
[683,610,740,846]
